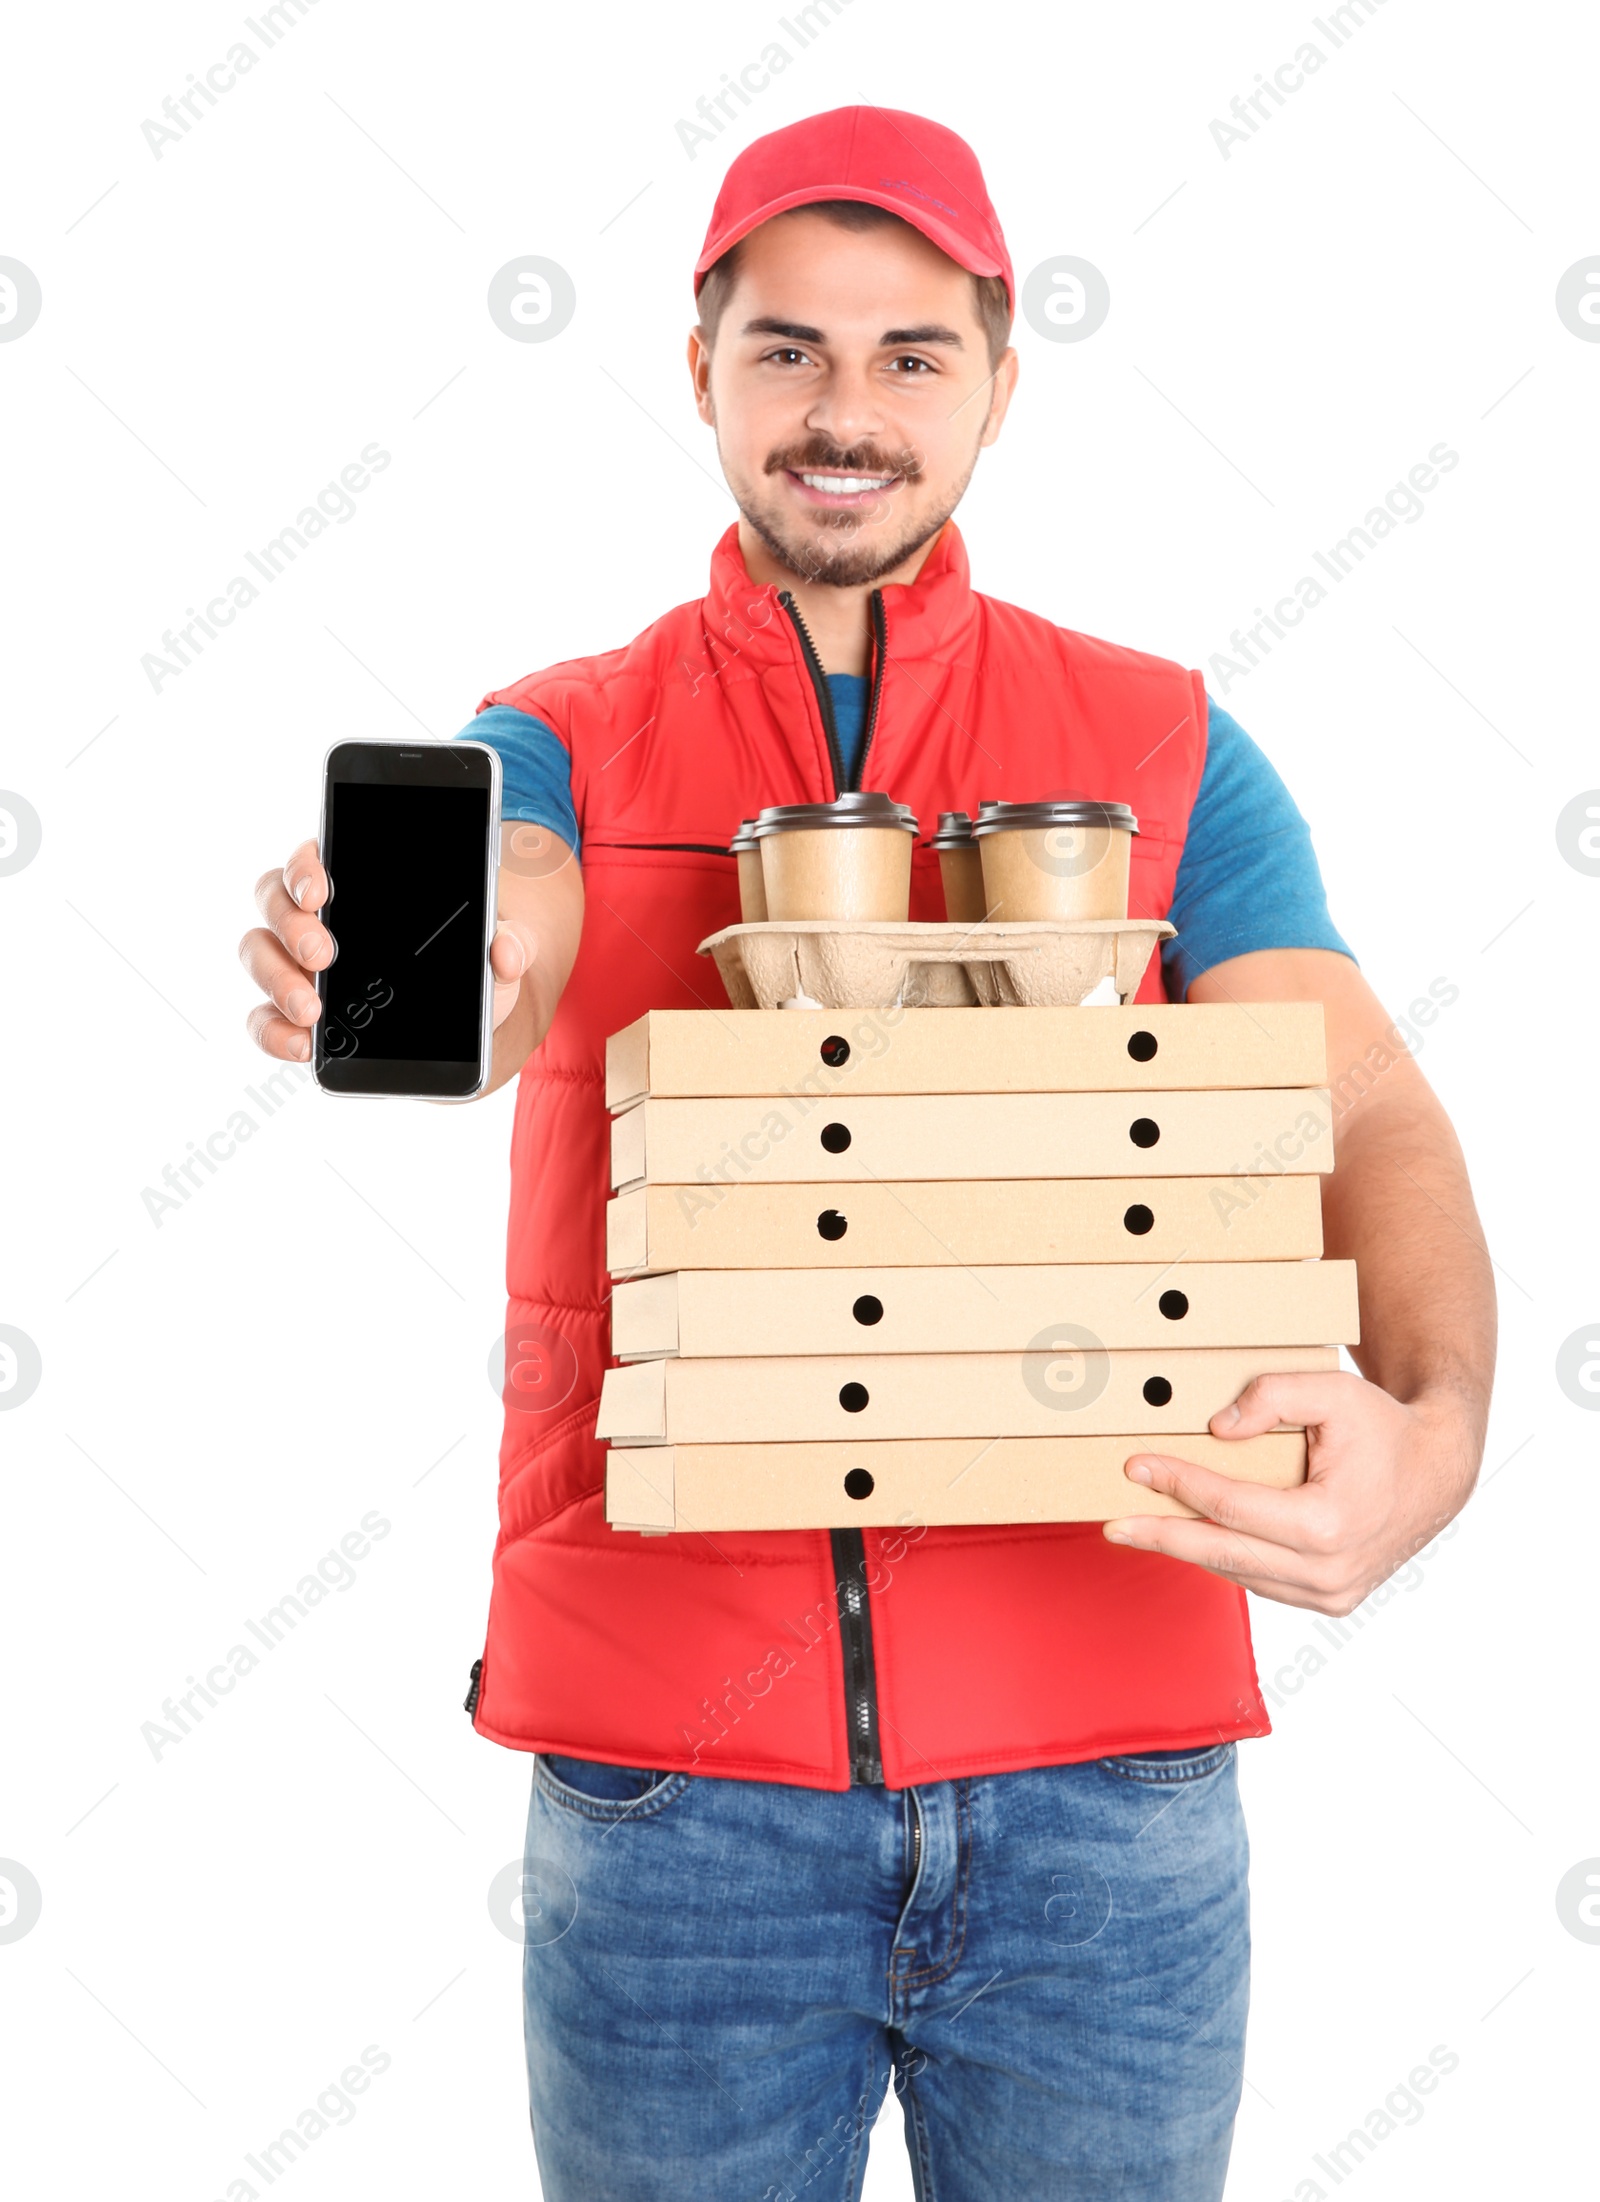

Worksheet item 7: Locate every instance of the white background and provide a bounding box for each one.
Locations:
[2,1,1596,2195]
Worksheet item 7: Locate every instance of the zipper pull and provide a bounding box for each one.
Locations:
[464,1658,483,1717]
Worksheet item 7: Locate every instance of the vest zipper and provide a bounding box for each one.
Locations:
[775,588,889,797]
[779,586,892,1785]
[464,1657,483,1718]
[831,1528,883,1785]
[856,589,888,789]
[777,591,847,794]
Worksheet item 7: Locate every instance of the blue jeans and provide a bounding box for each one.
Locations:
[522,1747,1249,2201]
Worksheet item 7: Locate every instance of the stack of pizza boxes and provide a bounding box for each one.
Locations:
[597,1003,1356,1533]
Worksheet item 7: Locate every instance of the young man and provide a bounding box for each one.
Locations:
[241,108,1493,2202]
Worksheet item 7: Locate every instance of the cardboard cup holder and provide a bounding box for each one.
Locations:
[697,918,1176,1011]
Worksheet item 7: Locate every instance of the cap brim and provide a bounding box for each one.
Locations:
[694,184,1008,297]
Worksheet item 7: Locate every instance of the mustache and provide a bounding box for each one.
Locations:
[764,438,923,483]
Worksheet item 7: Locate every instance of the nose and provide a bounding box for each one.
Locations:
[804,355,891,457]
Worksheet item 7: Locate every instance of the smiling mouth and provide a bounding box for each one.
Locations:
[789,470,899,498]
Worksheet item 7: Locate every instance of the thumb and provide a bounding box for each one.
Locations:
[1210,1368,1361,1439]
[491,919,534,984]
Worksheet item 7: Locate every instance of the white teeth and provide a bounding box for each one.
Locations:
[798,473,892,495]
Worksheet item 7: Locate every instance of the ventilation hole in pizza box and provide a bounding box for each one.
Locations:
[843,1468,875,1500]
[1129,1117,1161,1148]
[1143,1375,1173,1406]
[1123,1203,1155,1235]
[820,1035,850,1067]
[852,1295,884,1326]
[817,1209,848,1241]
[1158,1290,1190,1320]
[820,1122,852,1153]
[839,1382,870,1413]
[1127,1030,1158,1062]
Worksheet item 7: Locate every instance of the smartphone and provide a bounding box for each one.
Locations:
[314,740,501,1098]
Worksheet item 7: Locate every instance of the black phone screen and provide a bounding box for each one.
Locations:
[318,776,492,1093]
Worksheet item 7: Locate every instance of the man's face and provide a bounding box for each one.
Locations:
[690,210,1017,588]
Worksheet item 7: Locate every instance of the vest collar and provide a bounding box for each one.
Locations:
[703,518,978,667]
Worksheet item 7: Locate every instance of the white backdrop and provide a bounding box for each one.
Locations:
[2,2,1596,2195]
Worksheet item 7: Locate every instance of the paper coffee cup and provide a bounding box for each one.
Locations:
[973,800,1137,921]
[755,792,918,922]
[931,811,986,925]
[729,819,767,921]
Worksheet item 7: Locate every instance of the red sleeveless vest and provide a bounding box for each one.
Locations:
[470,521,1270,1788]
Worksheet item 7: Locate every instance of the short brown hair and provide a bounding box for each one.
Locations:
[697,199,1012,370]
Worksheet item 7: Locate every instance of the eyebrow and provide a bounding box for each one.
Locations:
[741,316,966,349]
[881,324,965,349]
[742,317,825,342]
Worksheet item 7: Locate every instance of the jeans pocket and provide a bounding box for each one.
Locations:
[1100,1742,1237,1786]
[534,1752,690,1823]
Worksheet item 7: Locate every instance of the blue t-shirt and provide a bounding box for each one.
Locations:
[463,680,1352,997]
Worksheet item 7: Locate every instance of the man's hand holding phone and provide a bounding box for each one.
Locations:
[241,739,584,1101]
[241,838,539,1064]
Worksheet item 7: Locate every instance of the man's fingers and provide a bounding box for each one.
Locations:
[245,841,327,1062]
[246,1001,313,1062]
[239,927,323,1027]
[249,844,540,1061]
[1102,1511,1301,1588]
[1118,1447,1308,1539]
[1103,1513,1350,1611]
[283,840,327,914]
[1108,1450,1358,1602]
[254,871,334,971]
[1210,1368,1367,1440]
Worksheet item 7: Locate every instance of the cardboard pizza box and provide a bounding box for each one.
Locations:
[610,1259,1359,1360]
[606,1172,1324,1276]
[604,1429,1308,1532]
[605,1003,1328,1109]
[611,1087,1335,1191]
[596,1343,1340,1444]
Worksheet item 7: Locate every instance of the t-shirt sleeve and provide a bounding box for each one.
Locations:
[456,704,579,858]
[1161,697,1355,1000]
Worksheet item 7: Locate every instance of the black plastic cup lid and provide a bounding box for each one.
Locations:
[728,818,761,852]
[972,799,1139,836]
[931,810,975,847]
[754,791,918,836]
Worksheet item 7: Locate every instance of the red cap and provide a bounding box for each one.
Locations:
[694,105,1013,311]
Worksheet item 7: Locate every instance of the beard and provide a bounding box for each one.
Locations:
[729,433,977,588]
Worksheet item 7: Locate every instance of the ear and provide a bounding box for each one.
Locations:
[977,346,1020,450]
[687,325,715,425]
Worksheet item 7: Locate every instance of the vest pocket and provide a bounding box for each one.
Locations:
[582,841,736,858]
